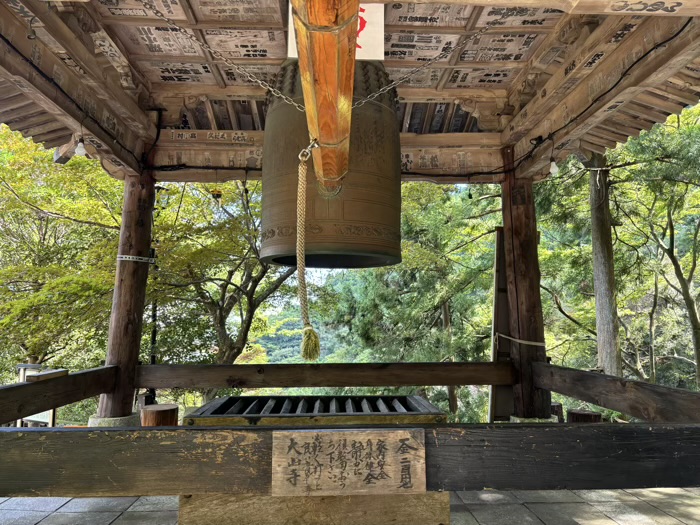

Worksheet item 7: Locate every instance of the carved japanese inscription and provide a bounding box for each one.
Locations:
[272,429,426,496]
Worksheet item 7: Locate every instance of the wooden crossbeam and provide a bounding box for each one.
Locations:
[533,362,700,423]
[503,15,641,146]
[136,362,515,389]
[511,16,700,177]
[149,130,505,184]
[149,85,509,104]
[370,0,700,16]
[0,2,147,176]
[1,424,699,496]
[0,366,117,425]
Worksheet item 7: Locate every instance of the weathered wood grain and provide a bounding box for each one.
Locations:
[501,151,550,418]
[136,362,516,389]
[98,173,155,419]
[489,227,514,422]
[2,424,700,496]
[533,362,700,423]
[140,404,179,427]
[0,366,117,425]
[271,429,425,496]
[179,493,450,525]
[0,428,271,496]
[291,0,359,191]
[426,424,700,490]
[0,2,143,177]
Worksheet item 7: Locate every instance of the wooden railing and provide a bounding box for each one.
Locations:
[533,362,700,423]
[3,362,699,425]
[1,423,698,495]
[136,362,515,389]
[0,366,117,425]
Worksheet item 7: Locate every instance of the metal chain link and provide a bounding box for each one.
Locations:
[138,0,509,112]
[352,12,510,109]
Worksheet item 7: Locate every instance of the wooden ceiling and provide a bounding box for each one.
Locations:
[0,0,699,183]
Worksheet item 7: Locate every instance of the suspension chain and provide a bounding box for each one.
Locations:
[351,13,510,109]
[138,0,509,111]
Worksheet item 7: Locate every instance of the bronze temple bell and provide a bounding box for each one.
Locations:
[260,60,402,269]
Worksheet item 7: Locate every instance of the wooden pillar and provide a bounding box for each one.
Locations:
[500,147,551,419]
[488,227,514,422]
[97,172,155,418]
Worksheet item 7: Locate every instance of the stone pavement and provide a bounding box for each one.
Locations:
[0,488,698,524]
[451,488,700,525]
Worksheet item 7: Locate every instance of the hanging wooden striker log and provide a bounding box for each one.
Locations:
[260,60,401,268]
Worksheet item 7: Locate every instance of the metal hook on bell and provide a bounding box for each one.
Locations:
[298,138,319,162]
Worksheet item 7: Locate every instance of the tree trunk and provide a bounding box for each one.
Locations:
[649,272,658,383]
[441,302,458,414]
[587,154,621,376]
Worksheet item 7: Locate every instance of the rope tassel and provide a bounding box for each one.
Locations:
[297,139,320,361]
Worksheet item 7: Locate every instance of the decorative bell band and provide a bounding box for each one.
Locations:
[117,255,156,264]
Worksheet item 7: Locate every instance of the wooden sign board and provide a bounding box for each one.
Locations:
[385,3,474,27]
[475,7,564,28]
[385,33,460,62]
[95,0,188,20]
[388,67,441,88]
[446,67,520,88]
[272,429,426,497]
[459,33,544,63]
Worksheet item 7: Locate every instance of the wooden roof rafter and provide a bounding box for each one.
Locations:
[0,1,699,182]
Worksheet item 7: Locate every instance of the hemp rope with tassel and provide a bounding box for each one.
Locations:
[297,139,320,360]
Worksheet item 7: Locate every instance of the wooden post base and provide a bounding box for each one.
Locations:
[567,409,603,423]
[140,404,179,427]
[179,493,450,525]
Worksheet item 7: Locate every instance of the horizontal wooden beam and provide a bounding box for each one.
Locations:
[533,363,700,423]
[149,129,505,184]
[136,362,515,389]
[369,0,700,16]
[149,85,509,104]
[0,366,118,425]
[1,423,699,496]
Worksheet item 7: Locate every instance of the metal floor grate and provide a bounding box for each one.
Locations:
[185,395,445,426]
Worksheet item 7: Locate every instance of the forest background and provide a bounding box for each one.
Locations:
[1,104,699,424]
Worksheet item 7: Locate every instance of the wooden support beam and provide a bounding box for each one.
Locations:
[533,362,700,423]
[19,0,154,138]
[501,148,550,419]
[489,228,514,422]
[97,173,155,418]
[2,424,700,496]
[513,16,700,177]
[368,0,700,16]
[136,362,516,389]
[503,15,641,146]
[291,0,359,192]
[0,2,144,176]
[149,129,505,184]
[149,84,508,105]
[0,367,117,425]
